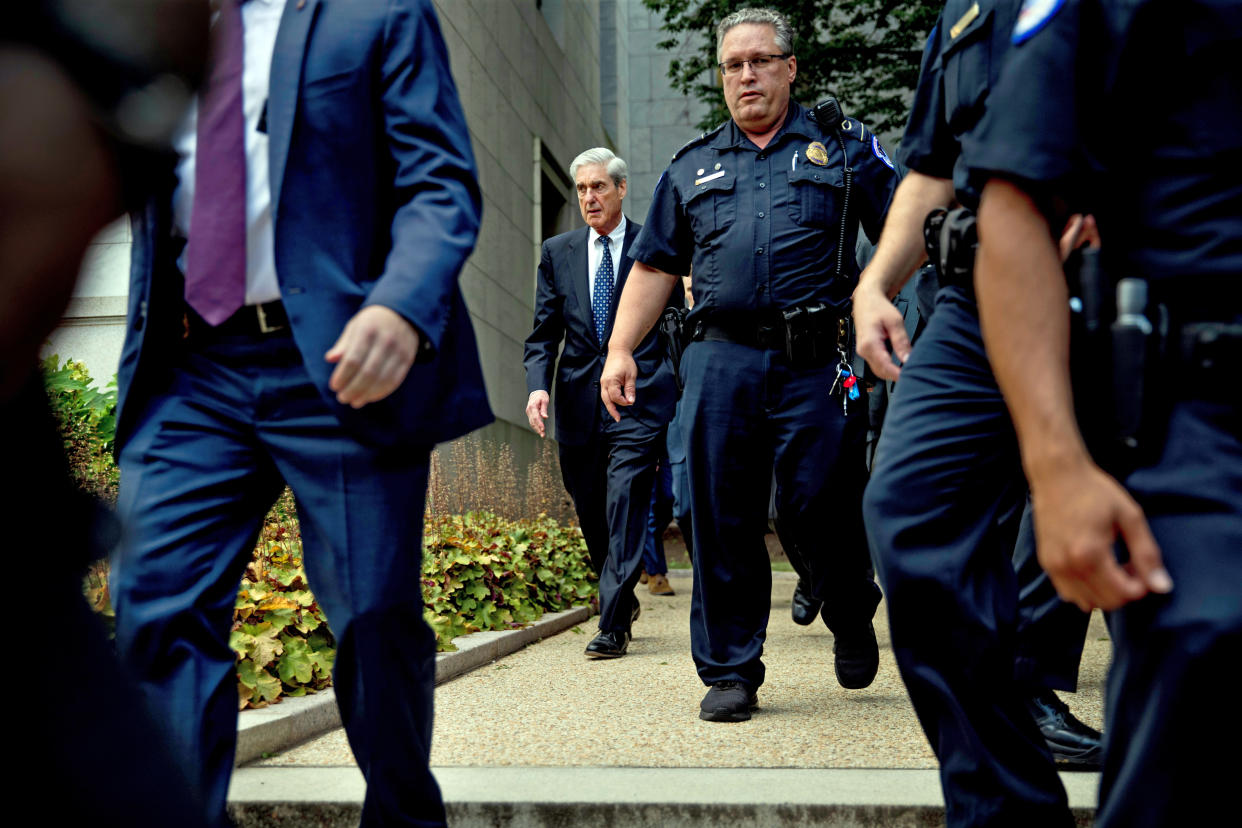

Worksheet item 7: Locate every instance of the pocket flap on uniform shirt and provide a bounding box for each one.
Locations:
[788,164,844,188]
[684,169,736,202]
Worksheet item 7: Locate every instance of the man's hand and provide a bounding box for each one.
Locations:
[1030,457,1172,612]
[325,305,419,409]
[853,278,912,381]
[525,390,550,437]
[1059,213,1101,261]
[600,348,637,422]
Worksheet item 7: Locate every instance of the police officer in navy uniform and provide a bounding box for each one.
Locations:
[967,1,1241,824]
[601,7,897,722]
[856,1,1103,821]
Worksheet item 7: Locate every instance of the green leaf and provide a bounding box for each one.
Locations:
[277,636,314,684]
[237,658,261,689]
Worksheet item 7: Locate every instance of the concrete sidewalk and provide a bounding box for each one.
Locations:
[234,571,1111,826]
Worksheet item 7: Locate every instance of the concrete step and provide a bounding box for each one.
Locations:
[228,766,1100,827]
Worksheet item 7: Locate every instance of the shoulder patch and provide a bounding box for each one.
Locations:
[670,121,727,161]
[1013,0,1066,45]
[871,136,895,170]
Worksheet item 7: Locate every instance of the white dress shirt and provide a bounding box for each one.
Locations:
[587,215,627,307]
[172,0,288,306]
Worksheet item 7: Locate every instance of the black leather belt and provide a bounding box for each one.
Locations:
[185,300,289,338]
[695,317,786,350]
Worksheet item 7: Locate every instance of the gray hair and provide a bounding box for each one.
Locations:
[716,7,794,62]
[569,148,628,187]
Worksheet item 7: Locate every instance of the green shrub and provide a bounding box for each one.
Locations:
[230,490,336,709]
[423,512,596,650]
[42,355,119,503]
[46,359,596,708]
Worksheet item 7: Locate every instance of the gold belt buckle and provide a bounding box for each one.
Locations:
[256,303,285,334]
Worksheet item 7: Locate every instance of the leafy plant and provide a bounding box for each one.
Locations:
[423,512,596,651]
[47,359,597,705]
[643,0,940,137]
[230,490,336,709]
[42,355,119,503]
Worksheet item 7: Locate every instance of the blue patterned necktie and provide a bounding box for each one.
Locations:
[592,235,615,344]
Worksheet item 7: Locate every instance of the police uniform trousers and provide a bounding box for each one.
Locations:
[1012,499,1091,691]
[111,328,446,828]
[679,338,880,689]
[863,286,1072,827]
[1096,386,1241,827]
[560,404,664,631]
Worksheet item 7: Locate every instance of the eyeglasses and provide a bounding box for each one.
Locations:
[718,54,790,76]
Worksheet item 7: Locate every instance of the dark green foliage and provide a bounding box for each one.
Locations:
[422,513,597,651]
[642,0,941,136]
[42,355,119,503]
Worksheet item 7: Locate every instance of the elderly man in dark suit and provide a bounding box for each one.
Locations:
[109,2,489,826]
[524,148,678,658]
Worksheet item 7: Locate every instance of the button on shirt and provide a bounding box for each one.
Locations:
[629,102,897,320]
[172,0,287,306]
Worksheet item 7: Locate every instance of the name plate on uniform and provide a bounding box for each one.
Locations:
[695,170,726,185]
[950,2,981,38]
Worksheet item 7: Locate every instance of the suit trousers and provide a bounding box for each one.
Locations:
[112,330,445,828]
[561,405,664,632]
[641,446,673,577]
[863,286,1071,827]
[679,339,881,689]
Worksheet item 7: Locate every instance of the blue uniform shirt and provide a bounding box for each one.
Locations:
[630,102,897,319]
[963,0,1242,286]
[898,0,1021,208]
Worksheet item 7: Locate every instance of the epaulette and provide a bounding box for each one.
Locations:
[671,120,728,161]
[810,97,870,144]
[837,115,871,144]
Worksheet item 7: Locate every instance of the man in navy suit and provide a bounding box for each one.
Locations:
[109,2,490,825]
[524,148,678,658]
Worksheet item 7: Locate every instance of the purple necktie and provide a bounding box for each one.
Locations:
[184,0,247,325]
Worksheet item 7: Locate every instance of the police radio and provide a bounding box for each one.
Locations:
[809,96,854,283]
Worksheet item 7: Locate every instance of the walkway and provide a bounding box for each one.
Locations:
[233,571,1111,826]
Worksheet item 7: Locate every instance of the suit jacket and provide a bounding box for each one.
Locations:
[523,219,678,446]
[117,0,492,451]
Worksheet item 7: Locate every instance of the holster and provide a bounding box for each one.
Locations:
[659,306,688,392]
[781,303,836,368]
[923,207,977,291]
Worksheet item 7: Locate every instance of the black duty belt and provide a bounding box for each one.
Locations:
[185,300,290,339]
[695,318,787,350]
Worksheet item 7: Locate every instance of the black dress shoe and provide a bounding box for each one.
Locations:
[699,681,758,722]
[1026,690,1103,770]
[832,621,879,689]
[791,578,823,626]
[585,629,630,659]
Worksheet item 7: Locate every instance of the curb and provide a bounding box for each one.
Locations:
[234,604,593,765]
[228,767,1100,827]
